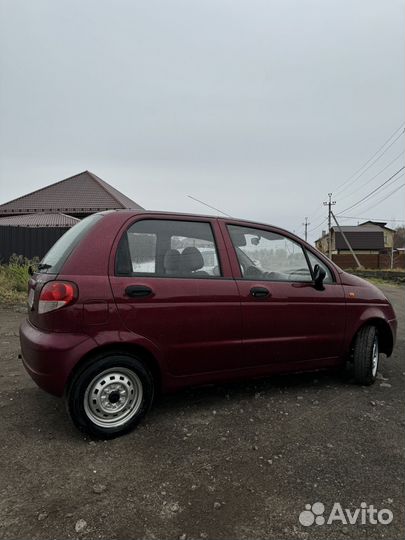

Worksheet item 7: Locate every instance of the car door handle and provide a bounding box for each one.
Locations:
[125,285,154,298]
[250,287,271,298]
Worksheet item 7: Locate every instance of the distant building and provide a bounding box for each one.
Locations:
[315,221,401,270]
[357,221,395,249]
[315,221,395,255]
[0,170,143,261]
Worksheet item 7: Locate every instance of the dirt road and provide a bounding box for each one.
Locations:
[0,285,403,540]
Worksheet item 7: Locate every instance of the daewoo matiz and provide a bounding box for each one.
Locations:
[20,211,397,438]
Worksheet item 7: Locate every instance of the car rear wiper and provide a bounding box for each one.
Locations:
[37,263,52,271]
[28,263,52,275]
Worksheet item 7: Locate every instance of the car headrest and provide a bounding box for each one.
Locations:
[181,247,204,272]
[164,249,180,272]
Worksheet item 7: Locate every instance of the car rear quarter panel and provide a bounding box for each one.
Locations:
[20,318,97,396]
[39,212,169,390]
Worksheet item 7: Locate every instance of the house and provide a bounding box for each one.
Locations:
[315,225,384,255]
[0,171,143,261]
[315,221,394,255]
[315,221,401,269]
[358,221,395,249]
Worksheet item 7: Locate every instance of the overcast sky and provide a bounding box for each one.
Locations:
[0,0,404,243]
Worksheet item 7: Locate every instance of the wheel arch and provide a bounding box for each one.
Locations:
[350,318,394,358]
[65,342,162,397]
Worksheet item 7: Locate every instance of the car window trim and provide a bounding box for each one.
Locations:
[114,217,225,279]
[226,223,313,284]
[224,222,338,285]
[303,247,337,284]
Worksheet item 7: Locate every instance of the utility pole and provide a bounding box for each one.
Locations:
[302,217,310,242]
[323,193,336,259]
[331,211,363,269]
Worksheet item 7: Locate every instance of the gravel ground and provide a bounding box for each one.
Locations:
[0,284,404,540]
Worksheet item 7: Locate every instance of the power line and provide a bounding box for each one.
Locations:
[339,167,405,212]
[306,179,404,240]
[335,129,405,196]
[306,123,405,225]
[307,216,328,234]
[339,150,405,202]
[307,204,324,224]
[338,215,405,223]
[309,184,405,240]
[339,166,405,214]
[334,123,405,195]
[345,182,405,216]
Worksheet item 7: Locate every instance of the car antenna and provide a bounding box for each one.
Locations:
[187,195,232,217]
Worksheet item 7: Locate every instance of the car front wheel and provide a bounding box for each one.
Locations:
[353,325,379,386]
[67,354,154,438]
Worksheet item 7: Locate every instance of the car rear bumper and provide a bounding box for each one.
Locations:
[19,318,96,396]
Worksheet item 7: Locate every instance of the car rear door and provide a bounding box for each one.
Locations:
[109,216,243,376]
[219,220,346,368]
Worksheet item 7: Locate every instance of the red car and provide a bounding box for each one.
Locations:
[20,211,397,438]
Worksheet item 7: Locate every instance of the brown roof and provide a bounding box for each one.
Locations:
[0,212,80,228]
[359,220,395,232]
[0,171,143,215]
[334,229,384,250]
[331,225,378,233]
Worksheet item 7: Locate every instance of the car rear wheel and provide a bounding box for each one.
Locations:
[67,354,154,438]
[353,325,379,386]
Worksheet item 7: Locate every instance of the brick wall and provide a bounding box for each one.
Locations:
[332,253,405,270]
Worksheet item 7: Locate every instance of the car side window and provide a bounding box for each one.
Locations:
[227,225,312,282]
[306,250,334,284]
[116,219,222,278]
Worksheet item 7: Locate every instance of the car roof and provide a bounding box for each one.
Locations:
[94,209,342,275]
[99,208,282,231]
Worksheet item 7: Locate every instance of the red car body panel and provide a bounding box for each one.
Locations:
[218,220,347,366]
[20,318,96,396]
[20,210,397,397]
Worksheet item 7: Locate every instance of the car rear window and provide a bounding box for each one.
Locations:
[38,214,103,274]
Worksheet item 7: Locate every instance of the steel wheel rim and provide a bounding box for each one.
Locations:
[371,337,379,377]
[84,367,143,428]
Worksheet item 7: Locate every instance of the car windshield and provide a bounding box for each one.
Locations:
[39,214,102,274]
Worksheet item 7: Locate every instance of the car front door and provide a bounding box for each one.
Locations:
[109,216,243,376]
[219,221,346,369]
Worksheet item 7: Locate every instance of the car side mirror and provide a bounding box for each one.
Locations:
[313,264,326,290]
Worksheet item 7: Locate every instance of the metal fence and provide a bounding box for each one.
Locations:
[0,226,68,262]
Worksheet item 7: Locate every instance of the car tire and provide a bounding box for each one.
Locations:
[353,325,379,386]
[66,353,154,439]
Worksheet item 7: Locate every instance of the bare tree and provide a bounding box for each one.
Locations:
[394,226,405,249]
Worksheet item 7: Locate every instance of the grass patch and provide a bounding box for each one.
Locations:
[0,255,38,306]
[363,277,403,287]
[347,268,405,274]
[347,268,405,285]
[364,277,392,286]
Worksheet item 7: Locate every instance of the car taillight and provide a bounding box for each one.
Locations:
[38,281,77,314]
